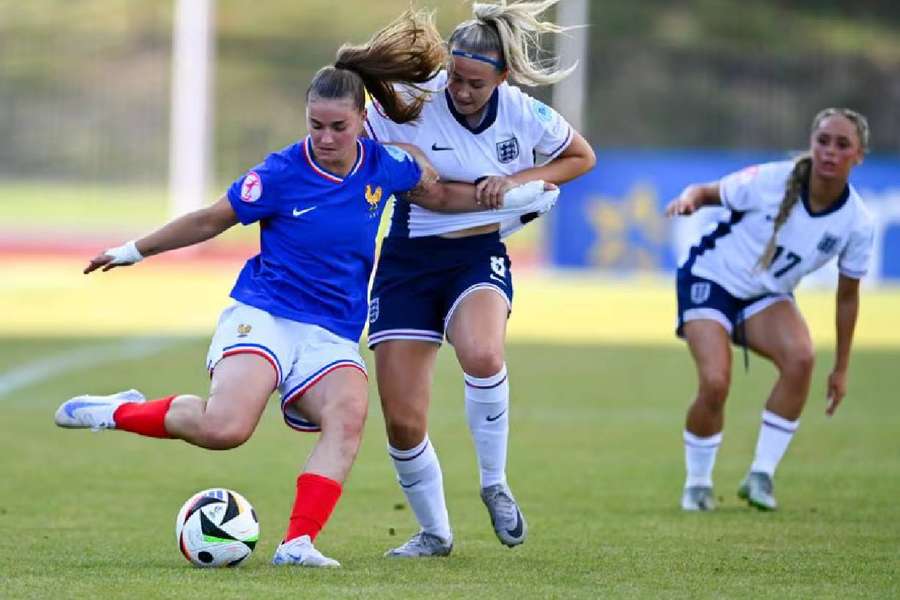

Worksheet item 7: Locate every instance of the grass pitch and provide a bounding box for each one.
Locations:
[1,338,898,599]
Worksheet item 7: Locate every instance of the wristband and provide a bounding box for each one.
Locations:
[105,240,144,265]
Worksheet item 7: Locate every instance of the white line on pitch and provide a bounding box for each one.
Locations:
[0,338,177,398]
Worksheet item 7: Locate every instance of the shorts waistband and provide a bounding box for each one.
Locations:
[383,231,501,252]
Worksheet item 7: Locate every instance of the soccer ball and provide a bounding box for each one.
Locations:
[175,488,259,567]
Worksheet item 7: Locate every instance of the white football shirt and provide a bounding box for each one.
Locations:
[364,70,573,238]
[688,160,874,298]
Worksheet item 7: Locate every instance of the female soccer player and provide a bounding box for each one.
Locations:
[53,10,492,567]
[364,0,596,556]
[666,108,874,512]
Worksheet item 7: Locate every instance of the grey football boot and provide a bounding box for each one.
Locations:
[481,483,527,547]
[385,531,453,558]
[738,471,777,511]
[681,486,716,511]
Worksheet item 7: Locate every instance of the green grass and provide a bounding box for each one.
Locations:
[1,339,898,599]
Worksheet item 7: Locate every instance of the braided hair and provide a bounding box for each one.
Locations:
[756,108,870,270]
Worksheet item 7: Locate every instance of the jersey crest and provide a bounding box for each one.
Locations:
[496,137,519,164]
[817,233,839,254]
[366,184,383,216]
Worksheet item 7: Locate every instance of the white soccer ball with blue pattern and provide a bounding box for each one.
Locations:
[175,488,259,567]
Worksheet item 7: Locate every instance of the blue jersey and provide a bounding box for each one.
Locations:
[226,136,421,341]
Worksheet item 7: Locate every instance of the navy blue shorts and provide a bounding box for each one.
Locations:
[367,232,513,348]
[676,267,790,341]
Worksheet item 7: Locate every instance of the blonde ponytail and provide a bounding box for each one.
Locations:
[449,0,577,87]
[757,155,811,270]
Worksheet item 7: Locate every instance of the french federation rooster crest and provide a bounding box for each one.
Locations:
[366,184,383,216]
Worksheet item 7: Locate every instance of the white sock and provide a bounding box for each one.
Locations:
[464,365,509,488]
[388,435,452,541]
[750,410,799,477]
[684,430,722,488]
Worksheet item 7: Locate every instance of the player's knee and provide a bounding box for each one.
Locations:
[336,395,368,443]
[781,345,815,380]
[200,421,253,450]
[384,412,427,448]
[698,371,730,408]
[457,346,505,378]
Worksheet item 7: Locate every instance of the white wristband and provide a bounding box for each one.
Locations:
[105,240,144,265]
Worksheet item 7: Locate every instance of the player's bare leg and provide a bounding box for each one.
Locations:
[681,319,733,510]
[164,354,275,449]
[738,300,814,510]
[55,353,274,449]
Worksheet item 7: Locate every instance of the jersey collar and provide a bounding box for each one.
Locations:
[303,137,365,183]
[445,87,499,135]
[801,182,850,218]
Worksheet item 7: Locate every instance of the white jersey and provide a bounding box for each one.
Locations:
[364,70,573,238]
[688,161,875,298]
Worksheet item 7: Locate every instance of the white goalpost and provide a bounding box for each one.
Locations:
[168,0,215,219]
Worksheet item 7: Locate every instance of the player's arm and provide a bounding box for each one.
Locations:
[825,274,861,416]
[474,132,596,207]
[387,143,490,212]
[665,181,723,217]
[84,196,239,274]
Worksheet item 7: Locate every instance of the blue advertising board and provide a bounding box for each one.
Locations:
[549,150,900,281]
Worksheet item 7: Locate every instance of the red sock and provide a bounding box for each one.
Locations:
[112,396,175,438]
[284,473,343,542]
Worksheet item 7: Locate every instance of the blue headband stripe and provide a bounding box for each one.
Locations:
[451,50,506,70]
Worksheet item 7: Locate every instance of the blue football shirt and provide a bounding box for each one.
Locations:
[226,136,422,341]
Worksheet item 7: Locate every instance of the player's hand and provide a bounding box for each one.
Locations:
[84,241,143,274]
[825,369,848,416]
[665,193,699,217]
[476,176,517,209]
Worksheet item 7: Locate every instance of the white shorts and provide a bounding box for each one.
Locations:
[206,302,367,432]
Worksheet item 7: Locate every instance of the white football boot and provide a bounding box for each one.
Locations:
[272,535,340,568]
[54,389,145,431]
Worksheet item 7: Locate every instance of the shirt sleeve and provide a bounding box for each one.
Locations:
[528,96,574,160]
[226,154,284,225]
[364,99,392,142]
[718,164,765,212]
[378,143,422,195]
[838,214,875,279]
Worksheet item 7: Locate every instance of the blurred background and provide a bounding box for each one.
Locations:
[1,0,899,340]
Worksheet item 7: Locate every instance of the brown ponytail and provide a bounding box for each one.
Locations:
[307,9,446,124]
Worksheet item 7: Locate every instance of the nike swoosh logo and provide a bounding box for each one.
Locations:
[399,480,421,489]
[506,509,524,539]
[64,401,109,419]
[431,143,453,151]
[486,409,507,422]
[292,206,318,217]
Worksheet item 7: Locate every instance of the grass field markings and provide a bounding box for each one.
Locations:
[0,337,177,399]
